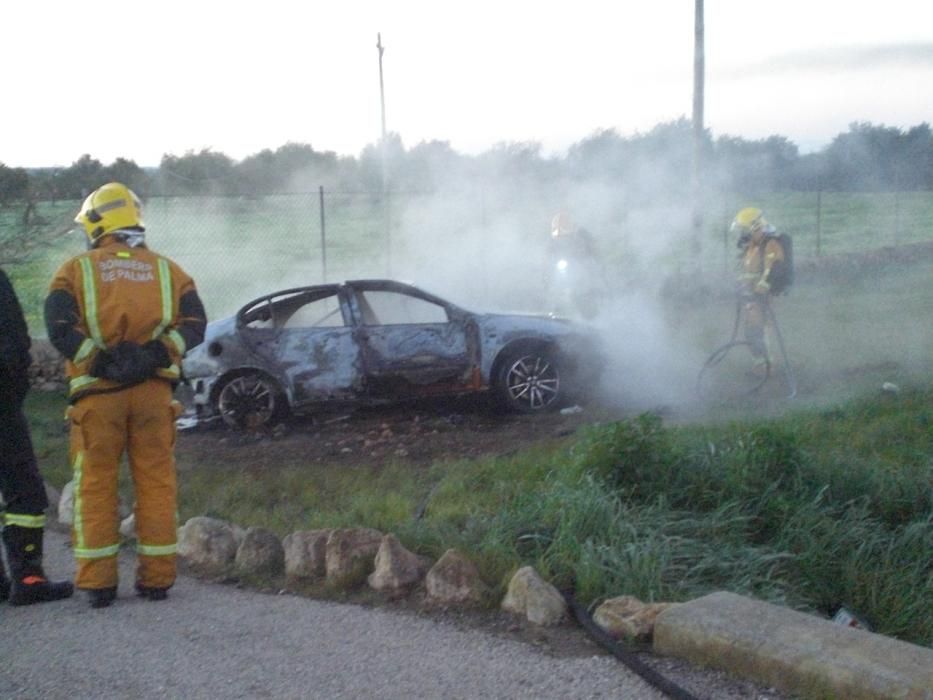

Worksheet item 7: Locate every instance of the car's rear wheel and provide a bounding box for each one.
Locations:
[495,348,563,413]
[216,373,285,429]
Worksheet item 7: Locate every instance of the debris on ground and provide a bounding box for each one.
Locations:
[176,396,608,469]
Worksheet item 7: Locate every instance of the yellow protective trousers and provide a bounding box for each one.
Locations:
[68,380,182,591]
[743,296,777,363]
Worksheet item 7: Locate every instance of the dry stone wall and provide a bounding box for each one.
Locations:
[28,338,66,391]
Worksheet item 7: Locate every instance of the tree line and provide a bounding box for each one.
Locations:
[1,120,931,205]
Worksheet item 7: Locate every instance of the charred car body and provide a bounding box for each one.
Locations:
[183,279,604,428]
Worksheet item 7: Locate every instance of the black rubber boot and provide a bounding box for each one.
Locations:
[135,582,169,601]
[2,525,74,606]
[89,587,118,609]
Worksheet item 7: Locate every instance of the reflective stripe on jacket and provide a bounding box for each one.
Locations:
[46,239,205,399]
[739,237,784,291]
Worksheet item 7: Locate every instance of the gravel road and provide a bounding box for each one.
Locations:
[0,530,783,700]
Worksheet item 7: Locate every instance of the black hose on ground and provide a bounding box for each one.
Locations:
[696,294,796,401]
[562,590,701,700]
[764,301,797,399]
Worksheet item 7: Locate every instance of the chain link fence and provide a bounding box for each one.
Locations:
[703,190,933,277]
[4,188,933,333]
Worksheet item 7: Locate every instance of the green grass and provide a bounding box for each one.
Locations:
[27,382,933,646]
[1,199,78,330]
[25,390,72,488]
[707,191,933,257]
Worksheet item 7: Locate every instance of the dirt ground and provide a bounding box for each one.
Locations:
[177,394,621,470]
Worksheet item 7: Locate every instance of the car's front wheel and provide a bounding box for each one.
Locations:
[215,372,285,429]
[495,348,563,413]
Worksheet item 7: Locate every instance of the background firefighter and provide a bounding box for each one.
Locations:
[732,207,785,374]
[45,182,206,609]
[0,268,74,605]
[545,211,602,319]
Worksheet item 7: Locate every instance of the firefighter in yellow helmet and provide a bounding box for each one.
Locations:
[732,207,785,374]
[44,183,207,608]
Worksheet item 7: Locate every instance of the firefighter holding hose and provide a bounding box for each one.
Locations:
[732,207,788,376]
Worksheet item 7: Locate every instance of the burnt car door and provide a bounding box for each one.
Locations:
[347,282,477,397]
[239,287,365,404]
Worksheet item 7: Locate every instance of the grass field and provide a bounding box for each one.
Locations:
[4,190,933,333]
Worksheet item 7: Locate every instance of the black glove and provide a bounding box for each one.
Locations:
[141,340,172,370]
[90,342,155,384]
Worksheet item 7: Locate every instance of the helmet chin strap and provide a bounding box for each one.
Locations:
[90,229,147,250]
[110,228,146,247]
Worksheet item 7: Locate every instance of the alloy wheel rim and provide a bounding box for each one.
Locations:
[506,355,559,410]
[219,375,275,427]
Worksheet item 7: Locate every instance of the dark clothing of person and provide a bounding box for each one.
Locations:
[0,268,49,518]
[545,227,603,319]
[546,227,597,263]
[1,268,32,404]
[1,263,73,606]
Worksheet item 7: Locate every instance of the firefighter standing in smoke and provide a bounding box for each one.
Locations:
[732,207,785,374]
[45,182,206,608]
[0,268,74,606]
[546,212,601,319]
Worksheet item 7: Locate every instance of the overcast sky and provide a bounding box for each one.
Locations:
[3,1,931,167]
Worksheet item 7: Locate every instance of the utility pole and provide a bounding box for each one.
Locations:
[377,32,388,193]
[376,32,391,274]
[692,0,705,260]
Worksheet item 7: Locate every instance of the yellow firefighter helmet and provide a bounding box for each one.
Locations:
[731,207,774,247]
[731,207,768,235]
[74,182,145,246]
[550,212,576,237]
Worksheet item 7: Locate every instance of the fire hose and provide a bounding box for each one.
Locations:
[417,482,702,697]
[562,588,701,700]
[696,294,797,400]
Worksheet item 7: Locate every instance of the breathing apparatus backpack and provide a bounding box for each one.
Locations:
[763,232,794,295]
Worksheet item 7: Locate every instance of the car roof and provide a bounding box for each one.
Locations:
[236,279,454,312]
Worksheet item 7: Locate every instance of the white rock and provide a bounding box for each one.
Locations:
[120,513,136,539]
[58,480,75,526]
[501,566,566,626]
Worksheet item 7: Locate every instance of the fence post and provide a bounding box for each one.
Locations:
[384,189,392,277]
[723,202,729,276]
[480,186,488,303]
[319,185,327,282]
[894,164,901,246]
[815,189,822,257]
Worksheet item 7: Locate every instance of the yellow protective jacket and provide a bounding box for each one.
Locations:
[45,238,206,401]
[739,236,785,294]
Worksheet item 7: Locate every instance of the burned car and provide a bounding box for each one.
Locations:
[182,279,604,428]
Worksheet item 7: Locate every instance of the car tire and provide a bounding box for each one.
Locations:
[215,372,286,429]
[494,348,563,413]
